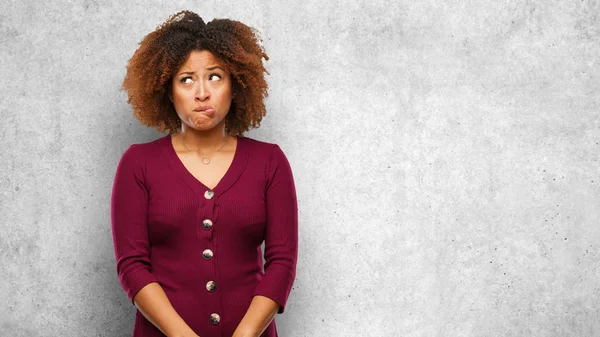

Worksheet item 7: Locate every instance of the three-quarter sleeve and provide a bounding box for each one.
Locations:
[110,144,158,303]
[253,144,299,314]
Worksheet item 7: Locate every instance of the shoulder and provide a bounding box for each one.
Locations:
[240,137,293,182]
[239,136,278,152]
[239,136,289,162]
[117,135,169,170]
[126,135,168,155]
[120,135,169,160]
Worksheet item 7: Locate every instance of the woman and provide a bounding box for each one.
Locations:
[111,10,298,337]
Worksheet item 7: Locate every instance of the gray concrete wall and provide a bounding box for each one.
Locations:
[1,1,599,336]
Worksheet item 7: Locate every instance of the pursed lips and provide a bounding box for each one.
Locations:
[194,106,215,116]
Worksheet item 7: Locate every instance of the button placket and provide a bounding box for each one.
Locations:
[201,189,220,327]
[199,189,222,328]
[199,191,217,240]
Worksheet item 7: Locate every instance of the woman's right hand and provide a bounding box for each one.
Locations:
[133,282,199,337]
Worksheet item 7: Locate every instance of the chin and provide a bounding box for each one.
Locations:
[192,125,215,131]
[186,115,226,131]
[191,122,222,131]
[189,118,213,129]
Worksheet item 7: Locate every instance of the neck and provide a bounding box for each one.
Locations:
[179,123,230,151]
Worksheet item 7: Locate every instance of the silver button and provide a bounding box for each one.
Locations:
[202,249,213,260]
[206,281,217,292]
[209,313,220,325]
[204,190,214,199]
[202,219,213,230]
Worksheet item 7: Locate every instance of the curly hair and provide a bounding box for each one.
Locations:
[122,10,269,136]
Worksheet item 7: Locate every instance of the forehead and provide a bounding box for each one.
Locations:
[178,50,225,71]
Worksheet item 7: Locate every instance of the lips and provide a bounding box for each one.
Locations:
[194,106,215,116]
[194,105,213,112]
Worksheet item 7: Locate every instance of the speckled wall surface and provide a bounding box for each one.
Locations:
[1,1,599,336]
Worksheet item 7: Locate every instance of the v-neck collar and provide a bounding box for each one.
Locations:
[162,134,248,197]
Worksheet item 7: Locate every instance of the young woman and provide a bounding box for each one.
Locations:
[111,10,298,337]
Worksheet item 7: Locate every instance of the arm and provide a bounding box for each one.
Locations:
[235,145,299,336]
[133,283,199,337]
[232,296,279,337]
[111,145,198,337]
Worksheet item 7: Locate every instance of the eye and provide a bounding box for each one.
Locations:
[209,73,222,81]
[180,76,193,84]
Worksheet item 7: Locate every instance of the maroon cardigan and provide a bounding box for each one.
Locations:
[110,135,298,337]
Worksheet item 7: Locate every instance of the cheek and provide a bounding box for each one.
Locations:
[217,88,233,104]
[172,89,192,109]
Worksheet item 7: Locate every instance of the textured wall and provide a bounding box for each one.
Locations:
[1,1,599,336]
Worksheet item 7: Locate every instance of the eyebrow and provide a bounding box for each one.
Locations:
[177,66,225,76]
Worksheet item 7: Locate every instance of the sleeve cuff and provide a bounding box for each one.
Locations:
[120,267,159,304]
[253,269,295,313]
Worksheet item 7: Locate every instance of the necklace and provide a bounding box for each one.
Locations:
[181,134,229,165]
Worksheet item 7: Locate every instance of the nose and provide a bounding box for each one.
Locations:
[195,81,210,101]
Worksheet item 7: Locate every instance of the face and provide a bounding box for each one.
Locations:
[170,50,233,132]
